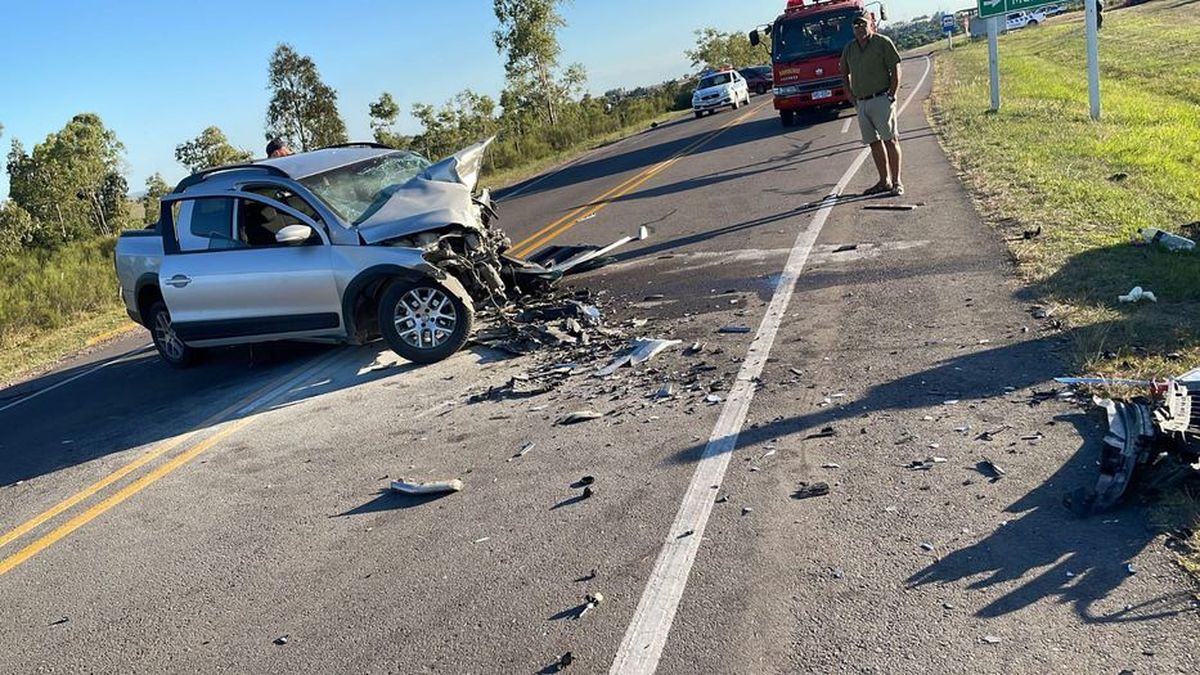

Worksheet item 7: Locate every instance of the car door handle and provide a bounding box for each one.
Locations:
[166,275,191,288]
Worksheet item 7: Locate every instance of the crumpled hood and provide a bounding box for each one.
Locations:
[356,137,494,245]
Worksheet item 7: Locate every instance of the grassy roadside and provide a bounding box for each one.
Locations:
[930,4,1199,580]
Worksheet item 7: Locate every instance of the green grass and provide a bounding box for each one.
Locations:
[933,3,1200,582]
[0,236,137,384]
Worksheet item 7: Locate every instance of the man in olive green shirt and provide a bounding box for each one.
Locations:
[839,15,904,196]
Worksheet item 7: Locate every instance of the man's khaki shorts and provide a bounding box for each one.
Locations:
[856,95,897,144]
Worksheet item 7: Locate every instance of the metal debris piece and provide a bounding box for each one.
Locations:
[863,203,918,211]
[390,478,464,495]
[705,394,723,404]
[597,338,682,376]
[833,244,859,253]
[528,226,650,275]
[685,341,704,355]
[509,441,535,461]
[575,476,595,487]
[792,482,831,500]
[821,463,841,469]
[643,294,665,301]
[559,410,603,425]
[715,495,729,503]
[1125,563,1137,575]
[920,543,935,552]
[805,426,837,439]
[473,536,491,544]
[655,382,675,399]
[274,635,289,645]
[742,507,753,516]
[980,635,1002,645]
[558,652,575,668]
[718,325,752,334]
[977,459,1005,481]
[1054,376,1153,387]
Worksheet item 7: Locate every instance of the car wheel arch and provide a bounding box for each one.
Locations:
[341,265,473,343]
[135,273,162,325]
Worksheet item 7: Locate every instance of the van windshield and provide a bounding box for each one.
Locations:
[773,10,858,62]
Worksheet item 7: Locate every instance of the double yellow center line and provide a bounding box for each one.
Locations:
[0,347,347,576]
[508,101,768,258]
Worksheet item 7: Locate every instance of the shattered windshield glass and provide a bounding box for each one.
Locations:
[773,10,857,62]
[300,152,432,225]
[698,73,733,89]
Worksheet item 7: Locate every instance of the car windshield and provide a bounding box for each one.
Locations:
[698,73,733,89]
[773,10,857,62]
[299,151,431,225]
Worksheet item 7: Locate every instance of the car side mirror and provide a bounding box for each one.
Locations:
[275,224,313,245]
[880,6,888,20]
[749,29,760,47]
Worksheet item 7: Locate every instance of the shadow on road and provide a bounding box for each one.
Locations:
[334,489,455,516]
[906,413,1194,623]
[0,340,487,488]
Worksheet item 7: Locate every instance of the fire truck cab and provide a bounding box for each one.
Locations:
[751,0,883,127]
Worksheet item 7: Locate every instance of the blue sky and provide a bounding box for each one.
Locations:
[0,0,954,197]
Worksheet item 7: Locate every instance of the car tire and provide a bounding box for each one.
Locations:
[148,301,197,368]
[1028,19,1038,25]
[780,110,796,127]
[378,278,473,364]
[694,111,703,119]
[757,84,768,96]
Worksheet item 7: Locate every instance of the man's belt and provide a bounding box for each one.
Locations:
[857,89,891,101]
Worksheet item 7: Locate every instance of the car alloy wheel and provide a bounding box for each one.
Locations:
[393,286,458,350]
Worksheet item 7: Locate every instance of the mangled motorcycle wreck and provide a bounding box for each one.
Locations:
[115,137,646,367]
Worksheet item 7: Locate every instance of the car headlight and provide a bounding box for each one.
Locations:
[774,85,801,97]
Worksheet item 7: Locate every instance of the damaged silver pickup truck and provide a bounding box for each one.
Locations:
[114,139,566,366]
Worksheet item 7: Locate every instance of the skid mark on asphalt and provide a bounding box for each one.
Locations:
[610,56,933,674]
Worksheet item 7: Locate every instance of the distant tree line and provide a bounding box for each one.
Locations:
[1,0,707,258]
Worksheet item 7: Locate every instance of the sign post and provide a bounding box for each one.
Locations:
[1085,0,1101,119]
[987,16,1000,111]
[977,0,1096,116]
[942,14,955,50]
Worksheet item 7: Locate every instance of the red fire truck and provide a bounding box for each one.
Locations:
[751,0,885,127]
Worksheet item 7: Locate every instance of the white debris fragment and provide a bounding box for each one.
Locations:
[1118,286,1157,303]
[390,478,464,495]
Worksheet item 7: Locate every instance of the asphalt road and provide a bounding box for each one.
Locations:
[2,56,1197,674]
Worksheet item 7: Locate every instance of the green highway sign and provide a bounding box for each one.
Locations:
[977,0,1057,19]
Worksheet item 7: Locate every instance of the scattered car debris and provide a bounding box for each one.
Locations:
[863,204,917,211]
[390,478,464,495]
[833,244,859,253]
[508,442,535,461]
[980,635,1002,645]
[685,341,704,355]
[1140,227,1195,252]
[1060,367,1199,513]
[821,463,841,469]
[573,476,595,488]
[1022,225,1042,240]
[473,536,491,544]
[559,410,603,425]
[742,506,753,516]
[527,226,649,275]
[597,338,682,376]
[1125,563,1137,575]
[577,592,605,619]
[718,325,752,334]
[792,482,831,500]
[805,426,837,439]
[274,635,289,645]
[976,459,1006,481]
[920,542,935,552]
[706,394,723,404]
[1118,286,1157,303]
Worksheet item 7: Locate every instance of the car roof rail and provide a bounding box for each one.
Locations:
[321,141,396,150]
[173,163,290,193]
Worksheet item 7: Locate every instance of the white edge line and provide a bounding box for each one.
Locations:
[0,345,153,415]
[609,56,933,675]
[841,116,854,134]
